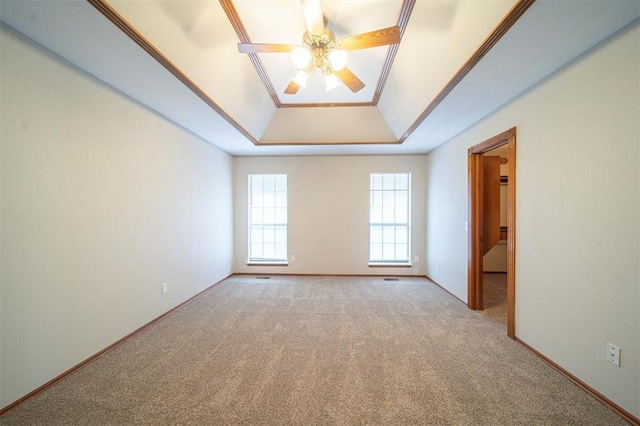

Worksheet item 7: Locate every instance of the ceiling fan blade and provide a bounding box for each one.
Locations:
[237,43,297,53]
[338,26,401,51]
[284,80,301,95]
[334,68,365,93]
[301,0,324,36]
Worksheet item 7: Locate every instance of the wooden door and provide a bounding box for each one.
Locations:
[468,128,516,338]
[482,156,503,256]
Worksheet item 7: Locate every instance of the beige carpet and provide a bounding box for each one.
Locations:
[0,275,628,425]
[481,272,508,323]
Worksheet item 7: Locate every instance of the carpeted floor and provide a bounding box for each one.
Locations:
[481,272,508,323]
[0,275,628,425]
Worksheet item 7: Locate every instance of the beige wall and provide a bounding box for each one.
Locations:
[0,26,234,408]
[425,22,639,416]
[234,155,427,276]
[483,242,507,272]
[483,183,508,272]
[2,11,638,420]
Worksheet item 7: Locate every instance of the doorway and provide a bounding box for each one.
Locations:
[468,128,516,338]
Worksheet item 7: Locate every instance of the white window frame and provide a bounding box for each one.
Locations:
[369,172,411,265]
[248,174,288,264]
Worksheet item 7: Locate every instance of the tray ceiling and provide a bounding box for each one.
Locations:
[1,0,638,155]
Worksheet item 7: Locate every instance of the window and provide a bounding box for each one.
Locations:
[369,172,410,263]
[248,174,288,263]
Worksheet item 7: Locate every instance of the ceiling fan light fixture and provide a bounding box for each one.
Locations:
[238,3,401,95]
[325,73,341,91]
[291,46,311,69]
[328,49,348,71]
[293,70,309,88]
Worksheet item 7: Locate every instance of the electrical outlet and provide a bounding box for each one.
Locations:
[413,268,417,275]
[414,256,419,263]
[161,283,168,294]
[606,343,620,367]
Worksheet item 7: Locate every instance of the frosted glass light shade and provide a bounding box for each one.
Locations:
[328,49,348,71]
[325,73,341,91]
[291,47,311,69]
[293,70,309,88]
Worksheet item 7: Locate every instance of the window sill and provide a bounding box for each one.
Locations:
[246,261,289,267]
[368,263,413,268]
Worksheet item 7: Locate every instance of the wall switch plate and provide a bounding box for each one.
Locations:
[606,343,620,367]
[161,283,168,294]
[437,261,441,270]
[291,254,295,261]
[414,256,419,263]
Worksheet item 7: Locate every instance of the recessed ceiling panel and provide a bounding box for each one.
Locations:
[260,106,397,144]
[233,0,403,105]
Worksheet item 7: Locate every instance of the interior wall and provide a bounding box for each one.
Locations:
[424,21,639,417]
[483,182,508,272]
[0,25,234,409]
[234,155,427,276]
[483,242,507,272]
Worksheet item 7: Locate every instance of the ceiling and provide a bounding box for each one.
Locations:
[1,0,638,156]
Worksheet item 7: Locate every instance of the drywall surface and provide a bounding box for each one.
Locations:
[424,22,639,417]
[483,242,507,273]
[0,25,233,409]
[234,155,427,275]
[484,183,508,272]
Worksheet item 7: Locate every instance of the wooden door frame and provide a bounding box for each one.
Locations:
[468,127,516,338]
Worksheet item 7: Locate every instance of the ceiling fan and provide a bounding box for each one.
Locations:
[237,0,401,94]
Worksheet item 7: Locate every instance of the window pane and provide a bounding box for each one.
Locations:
[370,226,383,243]
[383,243,395,259]
[275,175,287,191]
[395,173,408,190]
[383,174,395,190]
[264,226,275,243]
[382,191,394,207]
[275,190,287,207]
[275,226,287,243]
[369,172,411,263]
[372,174,383,190]
[275,243,287,260]
[263,175,275,191]
[395,244,408,261]
[251,226,263,243]
[251,243,263,259]
[249,174,287,261]
[264,190,275,207]
[395,206,408,224]
[370,243,382,260]
[251,175,263,191]
[382,226,395,244]
[395,190,408,206]
[263,208,275,224]
[251,192,263,207]
[370,206,382,223]
[251,207,263,224]
[396,226,408,244]
[382,207,394,223]
[275,207,287,224]
[372,190,382,207]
